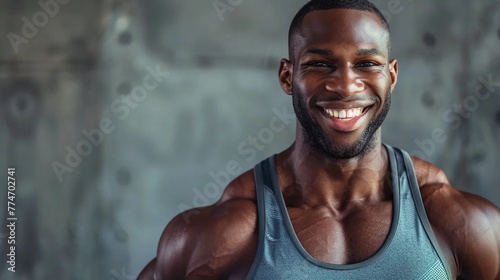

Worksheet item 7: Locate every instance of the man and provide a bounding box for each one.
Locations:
[139,0,500,279]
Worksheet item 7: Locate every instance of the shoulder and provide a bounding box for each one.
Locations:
[411,156,500,279]
[156,169,258,279]
[410,156,499,223]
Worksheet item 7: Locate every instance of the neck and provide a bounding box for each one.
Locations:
[277,129,391,211]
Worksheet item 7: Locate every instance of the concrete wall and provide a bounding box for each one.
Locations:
[0,0,498,279]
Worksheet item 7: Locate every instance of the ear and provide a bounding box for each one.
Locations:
[389,59,398,93]
[278,58,293,95]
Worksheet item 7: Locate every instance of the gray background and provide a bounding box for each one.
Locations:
[0,0,499,279]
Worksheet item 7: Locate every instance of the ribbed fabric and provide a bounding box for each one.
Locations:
[246,145,451,280]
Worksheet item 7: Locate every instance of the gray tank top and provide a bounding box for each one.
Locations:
[246,145,452,280]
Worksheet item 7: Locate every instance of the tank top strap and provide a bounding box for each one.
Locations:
[398,148,453,279]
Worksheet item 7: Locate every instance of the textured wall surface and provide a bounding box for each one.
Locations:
[0,0,499,279]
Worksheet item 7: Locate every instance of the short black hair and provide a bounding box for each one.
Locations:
[288,0,391,59]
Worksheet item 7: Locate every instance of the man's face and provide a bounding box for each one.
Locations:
[280,9,398,159]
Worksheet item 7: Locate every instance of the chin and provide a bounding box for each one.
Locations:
[318,134,377,160]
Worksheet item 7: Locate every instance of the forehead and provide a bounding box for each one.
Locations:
[293,9,390,56]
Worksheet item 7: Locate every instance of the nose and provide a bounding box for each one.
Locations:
[324,67,364,97]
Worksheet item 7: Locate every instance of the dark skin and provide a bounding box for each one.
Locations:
[138,9,500,280]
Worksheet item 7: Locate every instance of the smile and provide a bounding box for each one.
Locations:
[322,107,368,119]
[318,105,373,132]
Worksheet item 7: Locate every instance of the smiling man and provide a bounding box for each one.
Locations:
[139,1,500,279]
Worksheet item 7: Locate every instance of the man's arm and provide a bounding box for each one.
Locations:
[449,192,499,280]
[137,258,156,280]
[137,199,257,279]
[422,183,500,280]
[413,156,500,279]
[137,170,257,279]
[136,210,194,279]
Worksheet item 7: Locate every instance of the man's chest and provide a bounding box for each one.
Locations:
[286,202,393,264]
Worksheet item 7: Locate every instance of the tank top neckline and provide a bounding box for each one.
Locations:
[265,144,401,269]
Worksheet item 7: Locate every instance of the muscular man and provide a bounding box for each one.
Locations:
[139,0,500,279]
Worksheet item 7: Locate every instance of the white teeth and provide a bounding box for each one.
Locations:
[324,107,364,119]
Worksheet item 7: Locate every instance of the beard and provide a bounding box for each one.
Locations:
[292,87,391,160]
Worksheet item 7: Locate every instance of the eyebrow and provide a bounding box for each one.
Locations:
[356,48,385,57]
[304,48,333,56]
[303,48,386,58]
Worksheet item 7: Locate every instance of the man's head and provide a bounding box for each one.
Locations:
[279,0,398,159]
[289,0,391,61]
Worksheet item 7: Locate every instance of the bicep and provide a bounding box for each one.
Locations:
[456,194,500,279]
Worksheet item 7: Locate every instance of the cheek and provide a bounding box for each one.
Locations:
[378,70,393,90]
[292,78,310,97]
[367,75,391,95]
[294,75,324,97]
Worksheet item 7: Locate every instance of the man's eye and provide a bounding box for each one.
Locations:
[309,61,330,67]
[357,61,379,67]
